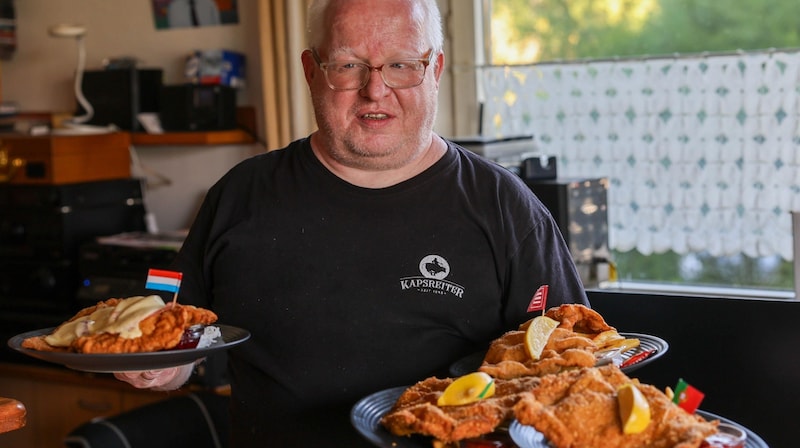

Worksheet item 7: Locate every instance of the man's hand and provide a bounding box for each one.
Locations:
[114,363,196,391]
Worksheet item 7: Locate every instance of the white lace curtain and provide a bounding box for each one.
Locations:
[479,50,800,260]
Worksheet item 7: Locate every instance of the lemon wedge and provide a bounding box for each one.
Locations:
[437,372,496,406]
[604,337,641,352]
[617,383,651,434]
[524,315,560,360]
[593,329,625,346]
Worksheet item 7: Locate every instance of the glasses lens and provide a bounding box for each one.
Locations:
[325,62,369,90]
[383,61,427,88]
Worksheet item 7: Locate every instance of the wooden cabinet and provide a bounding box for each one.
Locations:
[0,363,184,448]
[0,132,131,185]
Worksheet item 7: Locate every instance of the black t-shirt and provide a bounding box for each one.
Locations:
[174,137,588,446]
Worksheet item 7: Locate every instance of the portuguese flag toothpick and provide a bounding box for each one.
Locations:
[672,378,705,414]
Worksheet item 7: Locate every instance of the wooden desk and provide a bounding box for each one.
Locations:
[0,363,174,448]
[0,397,26,433]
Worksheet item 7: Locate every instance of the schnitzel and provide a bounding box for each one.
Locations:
[514,365,718,448]
[21,296,217,354]
[479,304,620,379]
[381,375,541,444]
[382,365,718,447]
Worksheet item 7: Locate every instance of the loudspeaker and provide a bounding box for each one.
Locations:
[80,68,163,131]
[159,84,237,131]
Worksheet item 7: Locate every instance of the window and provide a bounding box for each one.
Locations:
[479,0,800,296]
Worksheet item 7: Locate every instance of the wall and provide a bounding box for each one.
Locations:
[2,0,261,115]
[1,0,266,231]
[131,143,262,231]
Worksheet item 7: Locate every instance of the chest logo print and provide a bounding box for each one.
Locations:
[400,254,465,298]
[419,255,450,279]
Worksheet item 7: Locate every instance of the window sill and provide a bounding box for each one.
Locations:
[592,281,796,301]
[130,129,255,146]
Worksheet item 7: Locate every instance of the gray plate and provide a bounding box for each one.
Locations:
[510,410,769,448]
[449,332,669,377]
[7,324,250,372]
[351,386,515,448]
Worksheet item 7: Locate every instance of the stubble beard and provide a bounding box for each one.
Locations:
[315,98,438,172]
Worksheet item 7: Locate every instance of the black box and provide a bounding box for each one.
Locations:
[0,179,148,311]
[80,68,163,131]
[520,155,557,181]
[0,179,147,260]
[159,84,236,131]
[525,177,609,263]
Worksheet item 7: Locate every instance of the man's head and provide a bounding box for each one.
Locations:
[302,0,445,177]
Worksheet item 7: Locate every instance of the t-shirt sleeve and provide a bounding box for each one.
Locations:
[501,197,589,326]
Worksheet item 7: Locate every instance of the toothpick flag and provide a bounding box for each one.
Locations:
[672,378,705,414]
[527,285,549,313]
[145,269,183,293]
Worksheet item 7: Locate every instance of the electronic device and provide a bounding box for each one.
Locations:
[80,68,164,131]
[524,177,609,264]
[0,179,147,313]
[159,84,236,131]
[76,232,184,306]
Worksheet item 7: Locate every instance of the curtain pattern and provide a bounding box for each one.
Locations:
[479,50,800,261]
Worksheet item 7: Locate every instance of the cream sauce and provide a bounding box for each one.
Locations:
[44,295,166,346]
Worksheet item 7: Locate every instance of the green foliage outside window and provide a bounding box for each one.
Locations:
[491,0,800,64]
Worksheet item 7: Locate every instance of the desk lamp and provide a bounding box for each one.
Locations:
[48,24,112,134]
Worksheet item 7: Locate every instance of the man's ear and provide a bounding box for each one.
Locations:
[433,51,445,83]
[301,49,316,85]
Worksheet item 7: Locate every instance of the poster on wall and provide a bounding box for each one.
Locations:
[0,0,15,60]
[151,0,239,30]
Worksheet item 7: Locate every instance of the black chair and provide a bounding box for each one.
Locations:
[64,392,229,448]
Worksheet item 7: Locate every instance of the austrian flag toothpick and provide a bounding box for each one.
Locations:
[145,269,183,293]
[527,285,549,313]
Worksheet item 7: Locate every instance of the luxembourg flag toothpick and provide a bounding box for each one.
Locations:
[145,268,183,304]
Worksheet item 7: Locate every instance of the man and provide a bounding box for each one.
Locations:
[117,0,588,445]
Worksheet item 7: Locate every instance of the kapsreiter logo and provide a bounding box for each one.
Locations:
[400,254,465,298]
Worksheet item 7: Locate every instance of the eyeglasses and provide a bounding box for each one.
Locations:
[311,48,434,91]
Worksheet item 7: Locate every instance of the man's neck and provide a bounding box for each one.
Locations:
[310,134,448,188]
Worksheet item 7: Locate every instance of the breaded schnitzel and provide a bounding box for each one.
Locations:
[479,327,599,379]
[514,365,718,448]
[479,304,616,379]
[21,296,217,354]
[381,375,541,444]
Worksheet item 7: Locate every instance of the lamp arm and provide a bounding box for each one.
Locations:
[70,35,94,124]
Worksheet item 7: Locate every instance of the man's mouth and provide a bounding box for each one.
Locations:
[362,113,389,120]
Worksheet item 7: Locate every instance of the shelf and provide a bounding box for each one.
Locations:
[130,129,255,146]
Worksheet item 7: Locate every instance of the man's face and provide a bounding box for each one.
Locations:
[302,0,444,172]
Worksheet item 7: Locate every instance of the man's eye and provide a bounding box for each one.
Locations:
[337,62,362,70]
[389,61,418,71]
